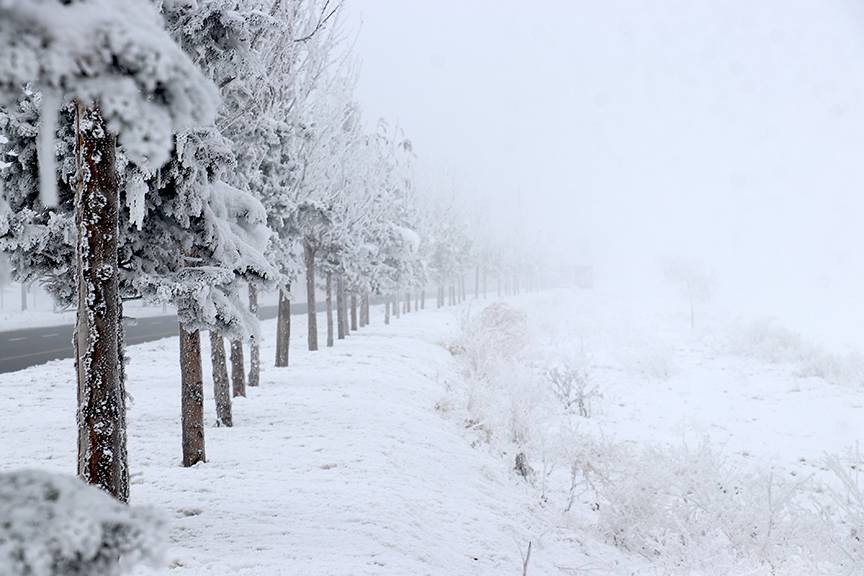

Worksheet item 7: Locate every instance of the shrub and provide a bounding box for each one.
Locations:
[545,361,601,417]
[0,470,164,576]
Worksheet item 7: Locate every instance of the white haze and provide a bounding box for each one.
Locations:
[346,0,864,351]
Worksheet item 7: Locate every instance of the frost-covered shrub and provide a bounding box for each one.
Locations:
[823,454,864,568]
[545,361,601,417]
[0,470,164,576]
[730,320,864,388]
[593,442,833,575]
[633,347,675,381]
[458,303,528,380]
[797,352,864,388]
[730,320,817,365]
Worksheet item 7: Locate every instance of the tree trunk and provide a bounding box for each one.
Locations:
[341,280,350,335]
[326,272,334,347]
[304,240,318,351]
[405,292,411,313]
[248,284,260,387]
[394,293,401,318]
[350,293,358,331]
[20,282,27,311]
[74,101,127,502]
[362,293,370,326]
[230,339,245,397]
[180,325,205,467]
[336,275,346,339]
[385,295,391,325]
[421,289,425,309]
[209,331,232,427]
[275,286,291,367]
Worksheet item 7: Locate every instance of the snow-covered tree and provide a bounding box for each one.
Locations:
[0,0,218,499]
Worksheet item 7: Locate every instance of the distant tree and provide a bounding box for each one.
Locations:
[664,259,712,331]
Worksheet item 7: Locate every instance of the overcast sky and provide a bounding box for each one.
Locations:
[345,0,864,348]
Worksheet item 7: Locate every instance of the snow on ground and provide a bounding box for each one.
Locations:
[0,299,640,576]
[538,289,864,473]
[2,289,861,575]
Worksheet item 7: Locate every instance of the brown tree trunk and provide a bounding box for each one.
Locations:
[275,286,291,367]
[74,101,127,502]
[336,275,346,339]
[209,331,232,427]
[248,284,260,387]
[350,293,358,331]
[180,325,206,467]
[304,240,318,351]
[230,339,246,397]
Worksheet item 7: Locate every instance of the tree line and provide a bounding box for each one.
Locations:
[0,0,541,502]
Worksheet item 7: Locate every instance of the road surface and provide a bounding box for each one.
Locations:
[0,303,302,374]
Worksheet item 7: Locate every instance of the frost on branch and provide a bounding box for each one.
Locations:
[0,470,164,576]
[0,0,219,206]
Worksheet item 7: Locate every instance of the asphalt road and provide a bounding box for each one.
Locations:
[0,303,300,374]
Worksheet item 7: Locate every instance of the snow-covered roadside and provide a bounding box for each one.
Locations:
[0,302,638,575]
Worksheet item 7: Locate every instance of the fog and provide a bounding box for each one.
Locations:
[346,0,864,350]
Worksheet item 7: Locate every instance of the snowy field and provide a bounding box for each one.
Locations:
[3,290,861,575]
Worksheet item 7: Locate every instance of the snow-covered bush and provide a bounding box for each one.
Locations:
[627,345,676,381]
[457,303,528,380]
[545,360,600,417]
[823,454,864,568]
[729,320,864,388]
[592,441,837,575]
[0,470,164,576]
[730,319,817,365]
[796,352,864,388]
